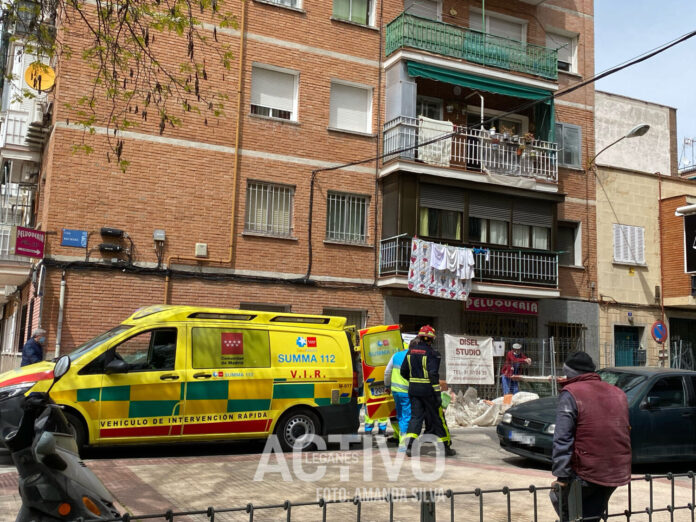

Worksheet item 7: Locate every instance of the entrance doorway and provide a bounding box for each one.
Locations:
[399,315,435,336]
[614,326,642,366]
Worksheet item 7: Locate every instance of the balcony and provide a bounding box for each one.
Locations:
[383,116,558,182]
[379,234,558,288]
[385,13,558,81]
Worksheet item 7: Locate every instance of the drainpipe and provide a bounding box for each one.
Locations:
[54,270,65,358]
[657,172,666,367]
[464,91,484,129]
[163,1,248,304]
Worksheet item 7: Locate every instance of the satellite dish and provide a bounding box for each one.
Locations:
[24,62,56,92]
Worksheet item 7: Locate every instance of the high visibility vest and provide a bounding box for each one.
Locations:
[390,350,409,394]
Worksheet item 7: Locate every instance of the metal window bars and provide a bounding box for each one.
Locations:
[245,182,294,237]
[326,192,369,243]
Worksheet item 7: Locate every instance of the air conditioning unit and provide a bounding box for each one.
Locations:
[30,101,44,125]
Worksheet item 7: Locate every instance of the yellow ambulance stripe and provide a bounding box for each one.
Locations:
[184,399,228,415]
[100,401,130,419]
[228,382,268,400]
[130,383,180,401]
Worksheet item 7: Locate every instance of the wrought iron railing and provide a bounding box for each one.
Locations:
[385,13,558,80]
[80,472,696,521]
[383,116,558,182]
[379,235,558,287]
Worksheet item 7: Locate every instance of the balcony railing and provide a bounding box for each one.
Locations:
[379,234,558,287]
[386,13,558,80]
[383,116,558,182]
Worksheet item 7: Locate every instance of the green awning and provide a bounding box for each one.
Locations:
[406,61,555,141]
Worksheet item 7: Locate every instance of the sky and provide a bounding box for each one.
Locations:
[594,1,696,169]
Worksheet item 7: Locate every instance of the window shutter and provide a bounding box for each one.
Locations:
[330,83,370,133]
[405,0,438,19]
[488,16,524,41]
[251,67,295,113]
[514,199,553,227]
[469,192,511,221]
[419,183,465,211]
[333,0,350,19]
[352,0,369,24]
[613,224,623,262]
[546,33,572,64]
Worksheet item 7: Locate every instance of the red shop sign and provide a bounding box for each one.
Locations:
[14,226,45,259]
[465,297,538,315]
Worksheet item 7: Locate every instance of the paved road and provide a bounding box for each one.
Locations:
[0,427,694,521]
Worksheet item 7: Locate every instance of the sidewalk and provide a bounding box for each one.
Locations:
[0,431,693,521]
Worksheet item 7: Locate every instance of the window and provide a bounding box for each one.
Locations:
[513,224,550,250]
[420,208,462,241]
[323,308,366,329]
[333,0,374,26]
[468,217,507,245]
[245,181,294,237]
[264,0,300,6]
[546,32,577,73]
[250,65,298,121]
[613,224,645,264]
[329,82,372,134]
[417,96,443,120]
[555,122,581,168]
[470,10,525,42]
[112,328,178,372]
[326,192,369,243]
[558,222,580,266]
[646,377,686,409]
[192,328,270,369]
[547,323,586,352]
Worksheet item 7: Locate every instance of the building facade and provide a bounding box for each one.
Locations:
[594,90,696,369]
[0,0,599,372]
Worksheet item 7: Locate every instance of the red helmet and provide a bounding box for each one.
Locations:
[418,325,436,339]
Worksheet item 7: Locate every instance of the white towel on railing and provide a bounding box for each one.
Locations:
[418,116,453,167]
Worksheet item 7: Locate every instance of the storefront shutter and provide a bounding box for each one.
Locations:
[468,192,511,221]
[419,183,465,211]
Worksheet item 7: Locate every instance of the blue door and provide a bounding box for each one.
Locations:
[615,326,639,366]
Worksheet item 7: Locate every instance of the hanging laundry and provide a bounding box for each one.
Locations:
[429,242,447,270]
[408,238,471,302]
[445,245,459,273]
[418,116,453,167]
[458,247,476,280]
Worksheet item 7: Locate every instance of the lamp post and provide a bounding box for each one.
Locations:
[588,123,650,169]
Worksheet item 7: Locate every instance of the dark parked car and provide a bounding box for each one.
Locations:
[497,367,696,464]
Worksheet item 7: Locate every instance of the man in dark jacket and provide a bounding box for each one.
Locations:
[550,352,631,521]
[20,328,46,367]
[400,325,455,457]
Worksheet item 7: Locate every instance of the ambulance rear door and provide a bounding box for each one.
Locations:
[358,325,402,420]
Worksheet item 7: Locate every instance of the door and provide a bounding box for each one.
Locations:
[97,327,185,443]
[183,325,273,439]
[359,325,401,421]
[615,326,640,366]
[631,375,696,460]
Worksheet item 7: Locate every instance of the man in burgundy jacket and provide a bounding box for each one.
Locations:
[550,352,632,521]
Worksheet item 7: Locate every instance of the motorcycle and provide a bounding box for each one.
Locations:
[1,355,121,521]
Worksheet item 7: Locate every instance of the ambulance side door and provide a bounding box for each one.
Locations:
[359,325,401,420]
[96,326,186,443]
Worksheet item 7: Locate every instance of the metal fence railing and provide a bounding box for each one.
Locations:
[382,116,559,182]
[73,472,696,521]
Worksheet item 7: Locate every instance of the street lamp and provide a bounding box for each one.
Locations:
[588,123,650,168]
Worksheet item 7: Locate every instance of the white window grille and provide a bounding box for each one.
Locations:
[546,32,577,73]
[555,122,582,168]
[0,225,12,255]
[250,65,298,121]
[326,192,369,243]
[613,224,645,264]
[329,81,372,133]
[245,181,294,237]
[333,0,375,26]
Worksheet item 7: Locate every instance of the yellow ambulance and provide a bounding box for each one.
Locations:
[0,305,360,451]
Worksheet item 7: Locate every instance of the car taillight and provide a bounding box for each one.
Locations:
[57,502,71,516]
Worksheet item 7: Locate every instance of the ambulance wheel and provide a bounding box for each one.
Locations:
[275,409,320,452]
[64,411,87,453]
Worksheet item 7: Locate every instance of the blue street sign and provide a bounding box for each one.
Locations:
[61,229,88,248]
[651,320,668,344]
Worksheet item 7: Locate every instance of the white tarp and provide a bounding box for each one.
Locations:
[445,334,494,385]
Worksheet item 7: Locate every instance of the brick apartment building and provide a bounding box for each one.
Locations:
[0,0,599,369]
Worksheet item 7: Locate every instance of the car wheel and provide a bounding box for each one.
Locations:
[63,411,87,453]
[275,409,320,452]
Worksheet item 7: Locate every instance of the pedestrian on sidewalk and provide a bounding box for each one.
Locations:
[550,352,631,521]
[384,341,411,442]
[400,325,455,457]
[20,328,46,367]
[501,342,531,395]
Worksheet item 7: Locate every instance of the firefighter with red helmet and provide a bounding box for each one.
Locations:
[400,325,456,457]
